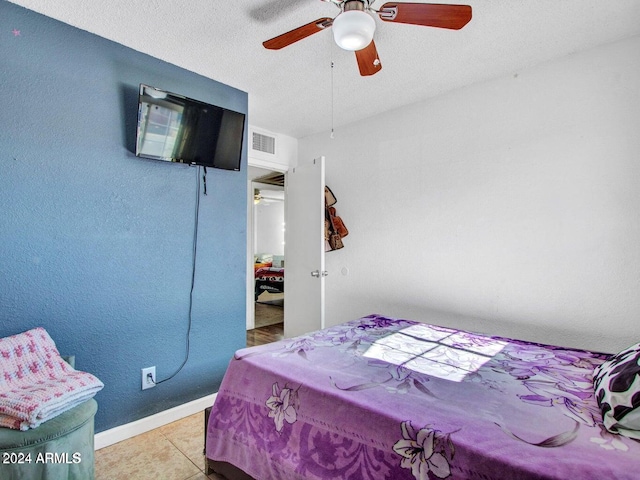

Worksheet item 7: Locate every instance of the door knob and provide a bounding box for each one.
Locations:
[310,270,329,277]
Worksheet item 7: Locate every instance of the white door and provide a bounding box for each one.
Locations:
[284,157,325,338]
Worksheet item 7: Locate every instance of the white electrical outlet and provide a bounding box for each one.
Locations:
[141,366,156,390]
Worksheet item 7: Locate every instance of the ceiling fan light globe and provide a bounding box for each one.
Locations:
[332,10,376,51]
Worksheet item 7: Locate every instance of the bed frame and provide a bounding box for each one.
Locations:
[204,406,253,479]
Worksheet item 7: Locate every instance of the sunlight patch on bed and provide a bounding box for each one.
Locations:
[363,325,507,382]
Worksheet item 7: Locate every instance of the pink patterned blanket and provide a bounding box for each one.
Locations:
[0,327,103,431]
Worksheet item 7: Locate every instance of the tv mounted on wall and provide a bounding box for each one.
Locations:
[135,84,245,171]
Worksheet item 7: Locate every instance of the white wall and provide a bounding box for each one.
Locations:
[299,35,640,354]
[255,197,285,256]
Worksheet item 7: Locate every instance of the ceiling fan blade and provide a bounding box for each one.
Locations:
[378,3,472,30]
[263,17,333,50]
[355,40,382,76]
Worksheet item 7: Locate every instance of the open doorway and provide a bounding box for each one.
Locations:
[248,167,285,342]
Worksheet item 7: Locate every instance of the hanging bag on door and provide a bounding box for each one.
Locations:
[325,196,344,251]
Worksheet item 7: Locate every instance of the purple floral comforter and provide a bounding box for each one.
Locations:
[206,314,639,479]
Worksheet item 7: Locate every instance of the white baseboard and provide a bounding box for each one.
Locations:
[94,392,218,450]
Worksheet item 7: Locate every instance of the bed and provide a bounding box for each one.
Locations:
[255,267,284,300]
[205,314,640,479]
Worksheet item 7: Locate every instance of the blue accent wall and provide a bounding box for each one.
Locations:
[0,1,247,432]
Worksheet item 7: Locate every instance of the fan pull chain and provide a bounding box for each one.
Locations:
[330,59,335,139]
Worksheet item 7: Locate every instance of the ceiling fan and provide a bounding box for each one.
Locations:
[254,188,283,205]
[263,1,472,76]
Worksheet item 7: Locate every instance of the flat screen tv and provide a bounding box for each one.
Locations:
[135,84,245,171]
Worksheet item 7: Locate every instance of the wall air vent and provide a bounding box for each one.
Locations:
[248,125,290,169]
[252,131,276,155]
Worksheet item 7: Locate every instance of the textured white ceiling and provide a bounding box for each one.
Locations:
[8,0,640,138]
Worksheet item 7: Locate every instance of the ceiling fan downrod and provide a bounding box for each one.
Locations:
[343,0,366,13]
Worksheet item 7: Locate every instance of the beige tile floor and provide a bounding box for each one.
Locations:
[95,411,225,480]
